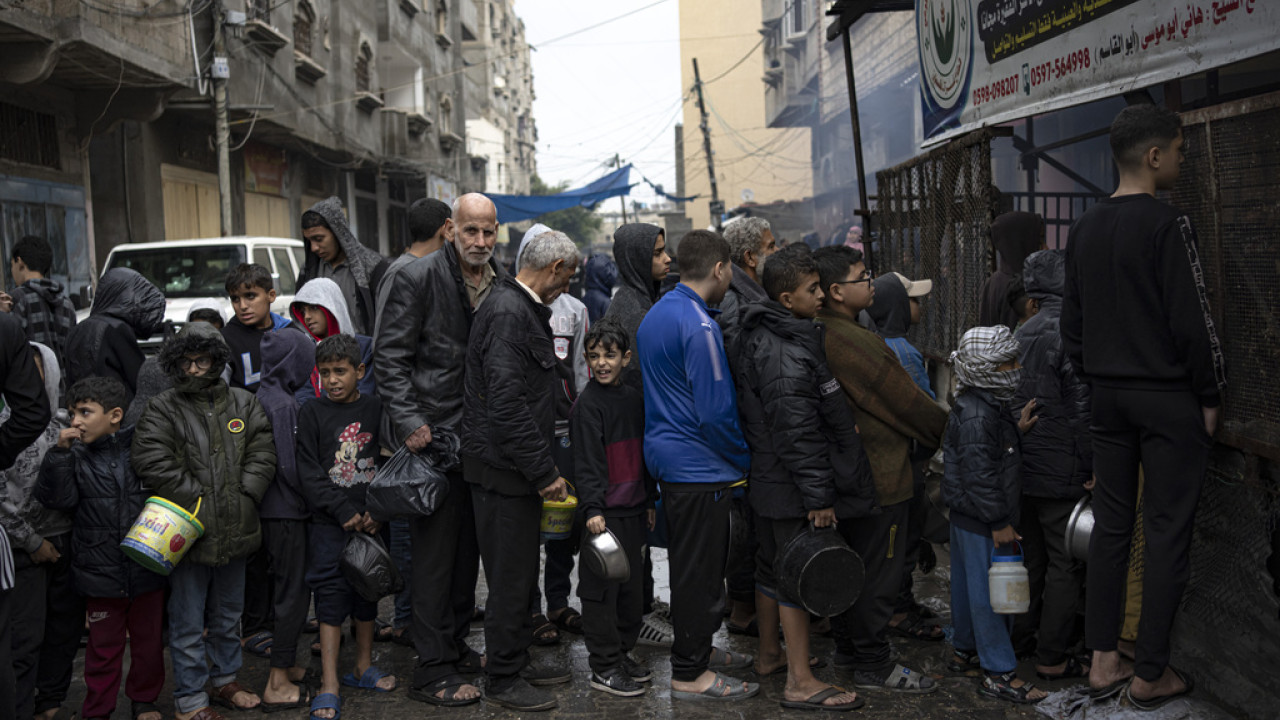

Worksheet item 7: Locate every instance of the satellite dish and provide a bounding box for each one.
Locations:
[741,188,755,202]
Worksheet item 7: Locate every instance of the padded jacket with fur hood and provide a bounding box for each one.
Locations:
[131,323,276,566]
[1012,250,1091,499]
[296,197,389,336]
[736,302,877,519]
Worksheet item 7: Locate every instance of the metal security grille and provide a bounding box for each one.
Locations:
[874,129,999,361]
[1171,92,1280,459]
[0,102,60,170]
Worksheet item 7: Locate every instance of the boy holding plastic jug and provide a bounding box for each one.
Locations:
[571,319,655,698]
[36,377,166,720]
[131,322,276,720]
[296,334,395,719]
[942,326,1045,705]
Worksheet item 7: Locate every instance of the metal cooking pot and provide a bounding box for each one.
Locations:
[582,528,630,583]
[776,523,864,617]
[1065,496,1094,562]
[725,499,750,576]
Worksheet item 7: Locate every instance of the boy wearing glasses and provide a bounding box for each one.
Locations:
[132,323,277,720]
[811,246,948,693]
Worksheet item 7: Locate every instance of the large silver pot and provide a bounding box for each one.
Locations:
[582,528,630,583]
[1065,496,1094,562]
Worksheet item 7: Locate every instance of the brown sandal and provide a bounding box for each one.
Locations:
[212,681,260,710]
[185,708,228,720]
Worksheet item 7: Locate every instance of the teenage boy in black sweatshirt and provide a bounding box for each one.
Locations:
[297,334,395,719]
[221,264,294,392]
[1063,102,1226,709]
[572,319,656,699]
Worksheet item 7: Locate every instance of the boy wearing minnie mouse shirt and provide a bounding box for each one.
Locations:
[297,334,395,717]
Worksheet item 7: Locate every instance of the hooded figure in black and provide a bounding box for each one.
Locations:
[64,268,165,398]
[602,223,665,390]
[296,197,390,336]
[978,211,1045,331]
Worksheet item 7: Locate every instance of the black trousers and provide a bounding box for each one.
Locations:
[263,519,310,669]
[727,491,758,603]
[580,513,646,674]
[12,532,83,719]
[662,484,731,683]
[1085,386,1211,682]
[470,480,541,688]
[410,470,481,688]
[833,500,909,671]
[894,452,932,613]
[0,584,14,720]
[241,545,273,638]
[528,520,581,615]
[1013,495,1084,666]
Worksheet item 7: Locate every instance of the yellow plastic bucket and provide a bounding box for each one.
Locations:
[540,486,577,543]
[120,497,205,576]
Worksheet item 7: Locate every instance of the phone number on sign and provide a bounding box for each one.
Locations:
[973,73,1020,106]
[1027,49,1092,88]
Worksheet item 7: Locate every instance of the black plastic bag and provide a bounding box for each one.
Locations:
[339,532,404,603]
[366,430,459,520]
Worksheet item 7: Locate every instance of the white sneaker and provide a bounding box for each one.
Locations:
[636,613,674,647]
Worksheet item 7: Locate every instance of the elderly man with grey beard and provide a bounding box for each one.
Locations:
[374,193,506,708]
[460,230,579,712]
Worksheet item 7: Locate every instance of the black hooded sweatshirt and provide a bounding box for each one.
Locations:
[979,211,1043,330]
[64,268,165,398]
[866,274,912,339]
[603,223,663,391]
[296,197,390,336]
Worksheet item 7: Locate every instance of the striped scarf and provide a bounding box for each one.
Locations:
[950,326,1022,401]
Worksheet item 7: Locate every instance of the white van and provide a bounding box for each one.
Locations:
[80,237,304,344]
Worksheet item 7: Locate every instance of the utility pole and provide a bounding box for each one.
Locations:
[614,154,628,224]
[212,0,233,236]
[691,58,722,229]
[839,28,870,269]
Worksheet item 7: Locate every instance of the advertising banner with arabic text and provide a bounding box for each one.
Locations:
[917,0,1280,142]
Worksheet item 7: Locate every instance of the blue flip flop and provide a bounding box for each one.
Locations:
[341,665,395,692]
[309,691,341,719]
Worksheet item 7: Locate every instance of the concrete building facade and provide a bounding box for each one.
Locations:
[1,0,513,297]
[678,0,811,231]
[463,0,536,197]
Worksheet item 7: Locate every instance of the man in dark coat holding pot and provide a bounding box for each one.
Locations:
[461,230,578,712]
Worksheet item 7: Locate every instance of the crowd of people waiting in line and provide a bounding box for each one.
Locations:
[0,102,1223,719]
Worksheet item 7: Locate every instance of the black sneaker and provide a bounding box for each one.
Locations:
[590,667,645,697]
[621,654,652,683]
[520,661,572,686]
[486,677,557,711]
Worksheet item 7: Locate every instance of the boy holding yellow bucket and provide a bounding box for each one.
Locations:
[131,322,277,720]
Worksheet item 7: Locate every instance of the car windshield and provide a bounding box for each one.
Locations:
[107,245,246,298]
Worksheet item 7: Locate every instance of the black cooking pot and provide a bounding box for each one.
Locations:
[725,499,750,576]
[776,523,864,617]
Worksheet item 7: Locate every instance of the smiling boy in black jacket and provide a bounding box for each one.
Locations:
[572,319,655,699]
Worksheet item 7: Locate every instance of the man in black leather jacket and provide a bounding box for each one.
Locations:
[461,230,577,712]
[373,193,504,708]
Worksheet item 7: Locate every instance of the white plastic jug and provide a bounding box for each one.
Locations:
[988,542,1030,614]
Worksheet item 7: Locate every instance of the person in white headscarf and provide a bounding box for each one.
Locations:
[941,326,1045,705]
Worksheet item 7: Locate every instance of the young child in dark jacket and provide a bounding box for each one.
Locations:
[572,319,655,698]
[1010,249,1092,681]
[735,245,870,712]
[37,377,166,720]
[296,334,395,716]
[943,326,1043,705]
[221,263,294,392]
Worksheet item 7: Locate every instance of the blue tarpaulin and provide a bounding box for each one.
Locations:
[489,164,636,223]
